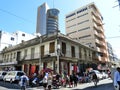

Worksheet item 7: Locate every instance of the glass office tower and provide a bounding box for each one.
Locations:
[47,9,59,34]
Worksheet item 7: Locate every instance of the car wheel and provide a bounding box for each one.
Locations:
[3,78,6,82]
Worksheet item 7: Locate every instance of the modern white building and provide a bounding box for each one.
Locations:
[0,30,35,51]
[65,2,108,66]
[36,3,49,35]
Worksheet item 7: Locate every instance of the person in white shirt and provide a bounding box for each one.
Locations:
[42,73,48,90]
[47,73,52,90]
[114,67,120,90]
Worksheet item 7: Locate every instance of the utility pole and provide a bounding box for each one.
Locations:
[56,31,60,73]
[39,37,42,72]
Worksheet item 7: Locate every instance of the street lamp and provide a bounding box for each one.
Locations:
[39,37,42,72]
[56,30,60,73]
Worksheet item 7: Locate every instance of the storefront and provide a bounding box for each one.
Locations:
[0,61,18,71]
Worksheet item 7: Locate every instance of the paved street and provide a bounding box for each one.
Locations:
[0,78,114,90]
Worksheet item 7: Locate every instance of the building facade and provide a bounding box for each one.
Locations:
[107,42,114,61]
[65,3,108,66]
[0,33,97,76]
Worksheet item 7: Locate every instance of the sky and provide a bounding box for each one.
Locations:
[0,0,120,58]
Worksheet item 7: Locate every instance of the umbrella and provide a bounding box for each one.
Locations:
[42,68,53,72]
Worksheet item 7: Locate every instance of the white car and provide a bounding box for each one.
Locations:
[90,70,103,80]
[0,71,7,80]
[3,71,25,83]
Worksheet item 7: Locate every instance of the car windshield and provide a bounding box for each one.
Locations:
[7,72,16,76]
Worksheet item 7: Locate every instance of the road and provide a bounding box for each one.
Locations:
[0,78,115,90]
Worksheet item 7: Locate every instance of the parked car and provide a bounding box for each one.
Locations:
[89,70,103,80]
[0,71,7,80]
[3,71,25,83]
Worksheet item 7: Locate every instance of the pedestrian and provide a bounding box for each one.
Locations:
[108,70,111,78]
[47,73,52,90]
[42,73,48,90]
[65,74,70,87]
[73,73,78,87]
[114,67,120,90]
[92,72,98,86]
[92,72,98,81]
[69,74,73,88]
[19,73,29,90]
[31,73,39,87]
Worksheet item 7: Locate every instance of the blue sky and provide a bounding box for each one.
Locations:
[0,0,120,58]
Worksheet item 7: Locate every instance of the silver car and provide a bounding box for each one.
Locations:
[0,71,7,80]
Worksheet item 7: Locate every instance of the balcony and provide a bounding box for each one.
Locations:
[96,40,106,48]
[95,39,100,45]
[93,16,102,26]
[101,57,108,62]
[94,31,104,39]
[96,47,101,52]
[93,24,104,33]
[94,55,102,61]
[19,51,57,61]
[91,11,101,20]
[0,61,18,65]
[100,48,106,54]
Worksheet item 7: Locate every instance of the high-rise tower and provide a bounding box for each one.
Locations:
[47,9,59,34]
[65,2,108,64]
[36,3,49,35]
[36,3,59,35]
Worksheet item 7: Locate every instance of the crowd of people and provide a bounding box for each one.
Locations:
[19,69,111,90]
[18,67,120,90]
[28,71,79,90]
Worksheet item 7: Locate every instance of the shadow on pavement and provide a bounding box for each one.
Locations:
[72,82,114,90]
[0,81,21,89]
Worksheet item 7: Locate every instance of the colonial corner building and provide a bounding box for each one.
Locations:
[0,32,100,76]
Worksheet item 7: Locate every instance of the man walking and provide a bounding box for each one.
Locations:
[114,67,120,90]
[19,73,29,90]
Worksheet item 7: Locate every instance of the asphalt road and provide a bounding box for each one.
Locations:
[0,78,115,90]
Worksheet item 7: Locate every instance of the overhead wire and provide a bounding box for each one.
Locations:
[0,8,35,24]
